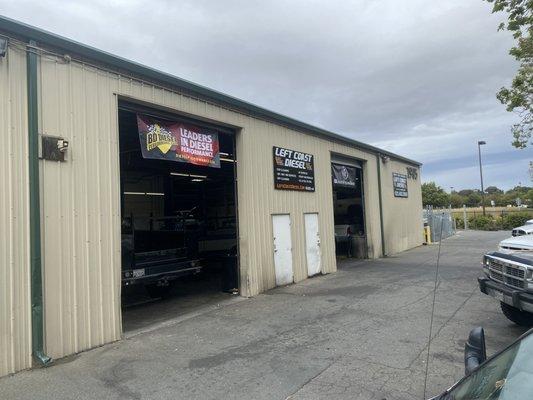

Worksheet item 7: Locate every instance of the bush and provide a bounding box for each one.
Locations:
[455,217,465,229]
[500,212,533,230]
[468,215,498,231]
[463,212,533,231]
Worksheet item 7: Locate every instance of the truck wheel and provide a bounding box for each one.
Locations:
[145,284,172,299]
[500,302,533,327]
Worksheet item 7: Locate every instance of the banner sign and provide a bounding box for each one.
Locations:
[273,146,315,192]
[331,163,358,188]
[137,114,220,168]
[393,173,408,198]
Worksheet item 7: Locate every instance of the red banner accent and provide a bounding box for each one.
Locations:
[137,114,220,168]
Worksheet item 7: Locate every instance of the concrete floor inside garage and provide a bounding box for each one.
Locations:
[122,272,240,336]
[1,230,528,400]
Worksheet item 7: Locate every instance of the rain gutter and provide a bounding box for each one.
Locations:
[27,39,52,366]
[376,154,386,257]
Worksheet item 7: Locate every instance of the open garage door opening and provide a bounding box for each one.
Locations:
[332,160,367,259]
[118,103,239,333]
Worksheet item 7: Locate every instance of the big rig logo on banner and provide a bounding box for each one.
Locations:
[137,114,220,168]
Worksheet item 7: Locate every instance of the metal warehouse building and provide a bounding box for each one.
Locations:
[0,16,423,377]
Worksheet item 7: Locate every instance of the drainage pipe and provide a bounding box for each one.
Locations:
[376,154,386,257]
[27,39,52,366]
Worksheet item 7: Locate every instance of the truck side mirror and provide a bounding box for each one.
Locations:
[464,327,487,375]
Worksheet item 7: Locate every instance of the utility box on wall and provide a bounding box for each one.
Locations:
[42,135,69,162]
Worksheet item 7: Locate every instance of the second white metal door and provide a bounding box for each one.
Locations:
[304,213,321,276]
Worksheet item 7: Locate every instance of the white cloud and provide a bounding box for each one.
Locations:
[0,0,527,188]
[423,156,531,191]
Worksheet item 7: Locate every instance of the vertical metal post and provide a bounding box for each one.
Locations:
[231,132,241,293]
[376,154,386,257]
[463,205,468,230]
[477,141,486,216]
[450,205,456,232]
[27,40,51,366]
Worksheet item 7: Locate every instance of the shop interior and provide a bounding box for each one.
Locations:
[332,163,367,259]
[118,105,238,332]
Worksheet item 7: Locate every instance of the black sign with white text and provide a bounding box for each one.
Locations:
[393,173,408,198]
[273,146,315,192]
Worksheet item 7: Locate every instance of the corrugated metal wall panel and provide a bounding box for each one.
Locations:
[0,46,32,377]
[35,50,422,360]
[39,60,122,359]
[380,159,423,255]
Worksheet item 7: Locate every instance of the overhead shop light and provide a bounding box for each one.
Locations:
[219,152,235,163]
[124,191,165,196]
[170,172,208,179]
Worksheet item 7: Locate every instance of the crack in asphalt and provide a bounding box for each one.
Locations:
[284,359,338,400]
[408,285,478,370]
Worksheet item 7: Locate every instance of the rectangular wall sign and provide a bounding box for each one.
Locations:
[393,172,408,198]
[331,163,358,188]
[137,114,220,168]
[273,146,315,192]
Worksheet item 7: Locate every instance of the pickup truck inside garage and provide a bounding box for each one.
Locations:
[118,104,239,331]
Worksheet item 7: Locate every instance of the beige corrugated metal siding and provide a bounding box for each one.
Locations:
[36,52,423,359]
[380,159,424,255]
[0,39,421,369]
[38,60,122,359]
[0,45,32,376]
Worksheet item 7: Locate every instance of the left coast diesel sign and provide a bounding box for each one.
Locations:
[137,114,220,168]
[273,146,315,192]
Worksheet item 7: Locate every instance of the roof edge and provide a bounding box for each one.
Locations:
[0,14,421,166]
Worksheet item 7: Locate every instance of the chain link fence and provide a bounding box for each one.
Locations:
[423,206,455,242]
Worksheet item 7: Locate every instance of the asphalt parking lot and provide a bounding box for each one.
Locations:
[0,230,527,400]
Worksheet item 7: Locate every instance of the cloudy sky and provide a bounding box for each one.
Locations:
[1,0,531,190]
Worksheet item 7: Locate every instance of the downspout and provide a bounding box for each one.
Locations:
[376,154,386,257]
[27,40,52,366]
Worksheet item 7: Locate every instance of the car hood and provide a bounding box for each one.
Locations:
[499,235,533,253]
[513,224,533,233]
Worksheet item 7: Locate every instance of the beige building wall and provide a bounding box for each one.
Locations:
[37,60,123,360]
[380,158,424,255]
[0,46,32,376]
[0,40,421,370]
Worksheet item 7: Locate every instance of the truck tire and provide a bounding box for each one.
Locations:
[145,283,172,299]
[500,302,533,327]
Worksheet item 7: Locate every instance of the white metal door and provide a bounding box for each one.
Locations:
[304,213,322,276]
[272,214,293,286]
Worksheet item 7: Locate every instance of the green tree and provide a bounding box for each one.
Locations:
[525,188,533,205]
[484,0,532,148]
[485,185,504,194]
[488,192,506,206]
[466,192,483,207]
[422,182,450,207]
[458,189,475,196]
[504,185,533,205]
[450,193,465,208]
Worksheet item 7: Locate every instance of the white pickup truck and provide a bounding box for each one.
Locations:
[512,223,533,237]
[498,234,533,252]
[479,235,533,326]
